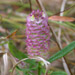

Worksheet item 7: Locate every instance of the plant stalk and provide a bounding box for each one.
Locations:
[29,0,32,12]
[38,62,41,75]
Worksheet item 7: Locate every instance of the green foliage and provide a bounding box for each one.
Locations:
[8,40,75,75]
[8,40,39,74]
[48,41,75,63]
[51,71,67,75]
[8,40,27,60]
[16,63,39,75]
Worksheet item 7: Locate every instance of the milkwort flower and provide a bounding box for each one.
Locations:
[26,10,50,59]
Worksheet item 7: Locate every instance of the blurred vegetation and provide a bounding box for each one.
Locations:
[0,0,75,75]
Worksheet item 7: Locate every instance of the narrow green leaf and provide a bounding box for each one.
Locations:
[49,20,75,29]
[48,41,75,63]
[8,40,27,60]
[51,71,67,75]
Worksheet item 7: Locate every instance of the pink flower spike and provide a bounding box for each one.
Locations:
[26,10,50,59]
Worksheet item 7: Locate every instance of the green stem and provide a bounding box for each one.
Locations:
[38,62,41,75]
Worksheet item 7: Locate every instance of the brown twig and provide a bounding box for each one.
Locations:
[36,0,42,10]
[36,0,72,75]
[29,0,32,12]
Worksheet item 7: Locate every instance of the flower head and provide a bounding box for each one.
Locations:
[26,10,50,59]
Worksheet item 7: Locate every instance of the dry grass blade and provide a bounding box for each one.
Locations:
[8,53,23,75]
[0,51,6,57]
[11,58,28,75]
[3,53,8,75]
[0,29,18,41]
[6,29,18,39]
